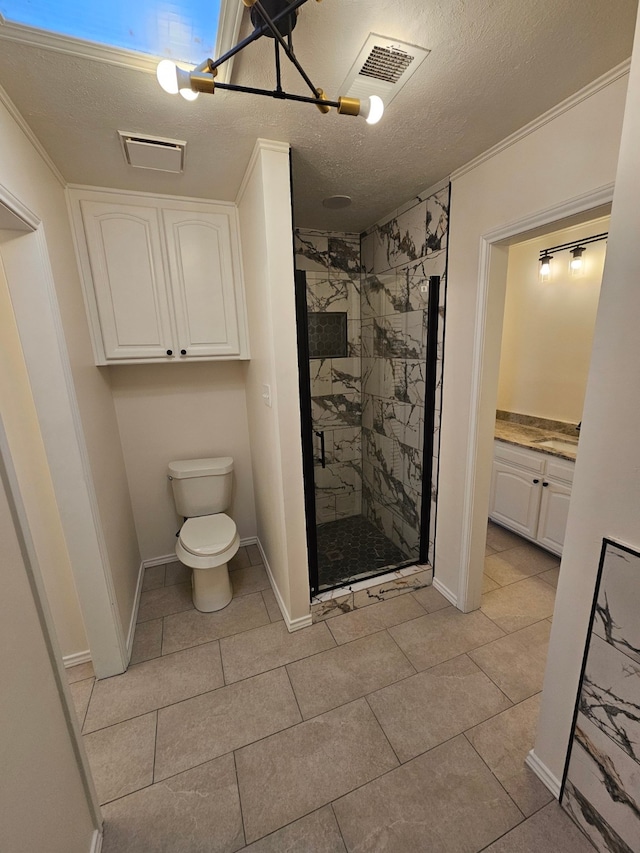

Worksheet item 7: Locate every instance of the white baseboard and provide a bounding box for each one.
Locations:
[90,828,103,852]
[433,576,458,607]
[256,539,312,633]
[525,749,562,798]
[240,536,258,547]
[63,649,92,668]
[142,537,258,571]
[126,561,145,663]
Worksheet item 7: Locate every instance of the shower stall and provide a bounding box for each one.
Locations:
[294,186,449,594]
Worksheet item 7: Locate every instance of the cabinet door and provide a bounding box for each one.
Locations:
[537,479,572,555]
[489,460,541,538]
[80,200,174,361]
[162,209,241,358]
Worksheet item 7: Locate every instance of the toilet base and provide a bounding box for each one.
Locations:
[192,563,233,612]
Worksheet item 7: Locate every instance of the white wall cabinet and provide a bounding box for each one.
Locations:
[489,441,574,555]
[68,189,249,364]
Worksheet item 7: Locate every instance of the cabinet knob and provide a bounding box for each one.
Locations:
[542,482,549,487]
[166,349,173,356]
[180,349,187,356]
[533,479,539,484]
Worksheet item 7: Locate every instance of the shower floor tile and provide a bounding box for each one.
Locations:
[316,514,411,589]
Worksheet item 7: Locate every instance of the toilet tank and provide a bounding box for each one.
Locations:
[168,457,234,518]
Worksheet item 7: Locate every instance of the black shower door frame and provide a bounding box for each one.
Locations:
[294,269,441,597]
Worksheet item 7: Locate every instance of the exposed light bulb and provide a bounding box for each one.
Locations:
[360,95,385,125]
[157,60,179,95]
[570,246,585,277]
[180,88,199,101]
[540,253,553,281]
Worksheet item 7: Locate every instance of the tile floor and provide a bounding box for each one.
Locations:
[66,528,595,852]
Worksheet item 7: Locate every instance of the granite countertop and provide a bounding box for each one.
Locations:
[494,411,580,462]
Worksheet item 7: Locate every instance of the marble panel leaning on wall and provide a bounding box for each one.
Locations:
[360,184,449,564]
[562,539,640,852]
[294,230,363,525]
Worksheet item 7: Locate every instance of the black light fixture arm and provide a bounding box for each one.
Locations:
[538,232,608,261]
[215,80,340,109]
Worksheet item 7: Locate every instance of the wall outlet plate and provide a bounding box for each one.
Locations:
[262,384,272,407]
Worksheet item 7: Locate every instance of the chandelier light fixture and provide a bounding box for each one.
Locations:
[156,0,385,124]
[538,232,608,281]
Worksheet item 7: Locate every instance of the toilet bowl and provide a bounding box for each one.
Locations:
[168,456,239,612]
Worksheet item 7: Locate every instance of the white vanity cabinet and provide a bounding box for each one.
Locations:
[68,189,249,364]
[489,441,574,555]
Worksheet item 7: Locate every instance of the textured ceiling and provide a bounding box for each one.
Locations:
[0,0,637,232]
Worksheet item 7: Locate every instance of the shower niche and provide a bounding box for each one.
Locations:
[294,185,449,594]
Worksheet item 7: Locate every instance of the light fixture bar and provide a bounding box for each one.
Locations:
[215,80,341,108]
[538,232,608,260]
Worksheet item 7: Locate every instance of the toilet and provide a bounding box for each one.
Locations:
[167,457,240,612]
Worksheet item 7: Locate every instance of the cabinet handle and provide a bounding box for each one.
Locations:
[180,349,187,356]
[166,349,173,356]
[533,479,539,484]
[543,482,549,487]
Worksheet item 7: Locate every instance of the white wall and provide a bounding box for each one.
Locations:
[497,217,608,423]
[0,423,100,853]
[535,8,640,784]
[237,140,311,629]
[110,362,257,561]
[438,65,629,609]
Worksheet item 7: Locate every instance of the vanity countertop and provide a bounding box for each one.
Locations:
[494,411,579,462]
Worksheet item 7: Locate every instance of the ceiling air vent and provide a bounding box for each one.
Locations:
[340,34,430,108]
[118,132,186,173]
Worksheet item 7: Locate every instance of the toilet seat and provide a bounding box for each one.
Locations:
[179,514,236,557]
[176,513,240,571]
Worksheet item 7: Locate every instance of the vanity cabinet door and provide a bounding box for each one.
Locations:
[162,208,242,358]
[80,200,174,361]
[536,479,572,555]
[489,460,541,539]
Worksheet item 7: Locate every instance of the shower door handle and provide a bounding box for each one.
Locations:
[314,431,326,468]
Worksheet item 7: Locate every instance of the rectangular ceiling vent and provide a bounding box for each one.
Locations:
[118,132,186,173]
[341,34,430,107]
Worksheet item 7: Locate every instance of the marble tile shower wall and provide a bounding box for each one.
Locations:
[360,185,449,563]
[294,230,363,524]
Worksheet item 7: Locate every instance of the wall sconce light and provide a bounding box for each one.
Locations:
[156,0,385,124]
[539,232,608,282]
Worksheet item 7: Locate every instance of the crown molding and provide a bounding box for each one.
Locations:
[0,82,66,188]
[451,58,632,182]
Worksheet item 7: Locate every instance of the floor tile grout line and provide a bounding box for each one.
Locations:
[151,710,159,785]
[330,802,349,852]
[363,693,402,766]
[79,676,97,732]
[462,730,527,822]
[232,750,248,849]
[283,665,306,725]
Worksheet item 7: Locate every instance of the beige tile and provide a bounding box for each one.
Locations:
[483,573,500,593]
[162,592,270,655]
[311,593,354,622]
[66,661,94,683]
[164,560,190,587]
[483,800,596,852]
[469,620,552,703]
[142,564,165,591]
[230,564,271,597]
[287,630,415,719]
[352,570,431,608]
[486,545,496,556]
[484,542,559,587]
[246,544,262,566]
[83,713,156,804]
[154,668,301,781]
[326,595,426,645]
[333,734,521,852]
[70,678,94,726]
[129,618,163,665]
[229,546,250,571]
[410,584,450,613]
[101,754,244,853]
[242,806,346,853]
[539,566,560,588]
[367,654,511,762]
[221,621,336,684]
[389,607,505,671]
[84,641,223,733]
[261,588,283,622]
[137,582,193,623]
[486,522,525,552]
[465,693,552,816]
[235,699,398,843]
[481,576,556,633]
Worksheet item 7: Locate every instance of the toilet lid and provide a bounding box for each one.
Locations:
[179,515,237,557]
